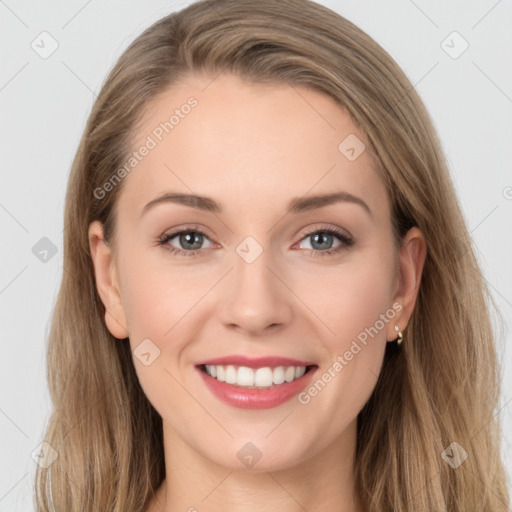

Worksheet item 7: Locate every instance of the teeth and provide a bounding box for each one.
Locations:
[237,366,255,386]
[225,365,237,384]
[255,367,273,387]
[203,364,308,388]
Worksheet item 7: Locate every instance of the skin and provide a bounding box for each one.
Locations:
[89,73,426,511]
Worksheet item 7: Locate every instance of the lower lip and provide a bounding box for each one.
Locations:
[196,366,318,410]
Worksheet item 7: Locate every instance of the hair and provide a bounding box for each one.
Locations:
[35,0,510,510]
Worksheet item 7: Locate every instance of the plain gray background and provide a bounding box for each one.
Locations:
[1,0,511,509]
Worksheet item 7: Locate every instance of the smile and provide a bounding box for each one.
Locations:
[200,364,310,389]
[196,362,318,410]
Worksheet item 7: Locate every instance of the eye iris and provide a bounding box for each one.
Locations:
[311,232,333,250]
[180,231,203,250]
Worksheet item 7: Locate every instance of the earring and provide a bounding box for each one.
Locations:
[394,325,403,347]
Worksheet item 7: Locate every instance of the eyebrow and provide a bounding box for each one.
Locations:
[141,191,372,218]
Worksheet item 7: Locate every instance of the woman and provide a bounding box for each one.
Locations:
[35,0,510,510]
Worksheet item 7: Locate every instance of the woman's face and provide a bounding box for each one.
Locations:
[90,73,423,471]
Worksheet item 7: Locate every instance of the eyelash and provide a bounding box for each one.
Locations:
[157,224,354,258]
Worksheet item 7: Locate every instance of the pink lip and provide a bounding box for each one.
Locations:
[196,365,318,410]
[195,355,316,369]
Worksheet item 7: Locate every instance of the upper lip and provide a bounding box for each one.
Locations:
[195,355,317,369]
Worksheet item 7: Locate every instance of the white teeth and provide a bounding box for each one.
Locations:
[225,365,237,384]
[295,366,306,379]
[254,367,273,388]
[284,366,295,382]
[273,366,285,385]
[237,366,255,386]
[203,364,309,388]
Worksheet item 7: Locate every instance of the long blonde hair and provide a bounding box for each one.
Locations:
[35,0,510,510]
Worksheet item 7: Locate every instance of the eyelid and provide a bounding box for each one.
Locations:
[292,224,354,251]
[158,223,354,256]
[159,223,215,241]
[297,223,353,241]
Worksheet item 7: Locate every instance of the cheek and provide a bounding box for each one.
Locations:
[117,245,203,342]
[117,257,199,414]
[121,275,171,341]
[304,251,395,348]
[292,256,393,443]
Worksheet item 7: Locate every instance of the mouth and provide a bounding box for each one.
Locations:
[194,355,319,409]
[196,363,318,390]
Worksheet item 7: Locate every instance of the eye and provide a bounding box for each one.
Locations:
[157,224,354,258]
[295,226,354,258]
[157,225,214,257]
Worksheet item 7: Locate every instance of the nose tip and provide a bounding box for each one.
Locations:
[218,254,293,335]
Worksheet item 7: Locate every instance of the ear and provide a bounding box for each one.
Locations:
[386,226,427,341]
[88,221,129,339]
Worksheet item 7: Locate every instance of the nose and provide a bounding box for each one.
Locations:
[218,245,293,336]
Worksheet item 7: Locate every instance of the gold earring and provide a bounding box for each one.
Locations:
[394,325,403,346]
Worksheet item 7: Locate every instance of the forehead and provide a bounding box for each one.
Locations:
[120,73,388,219]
